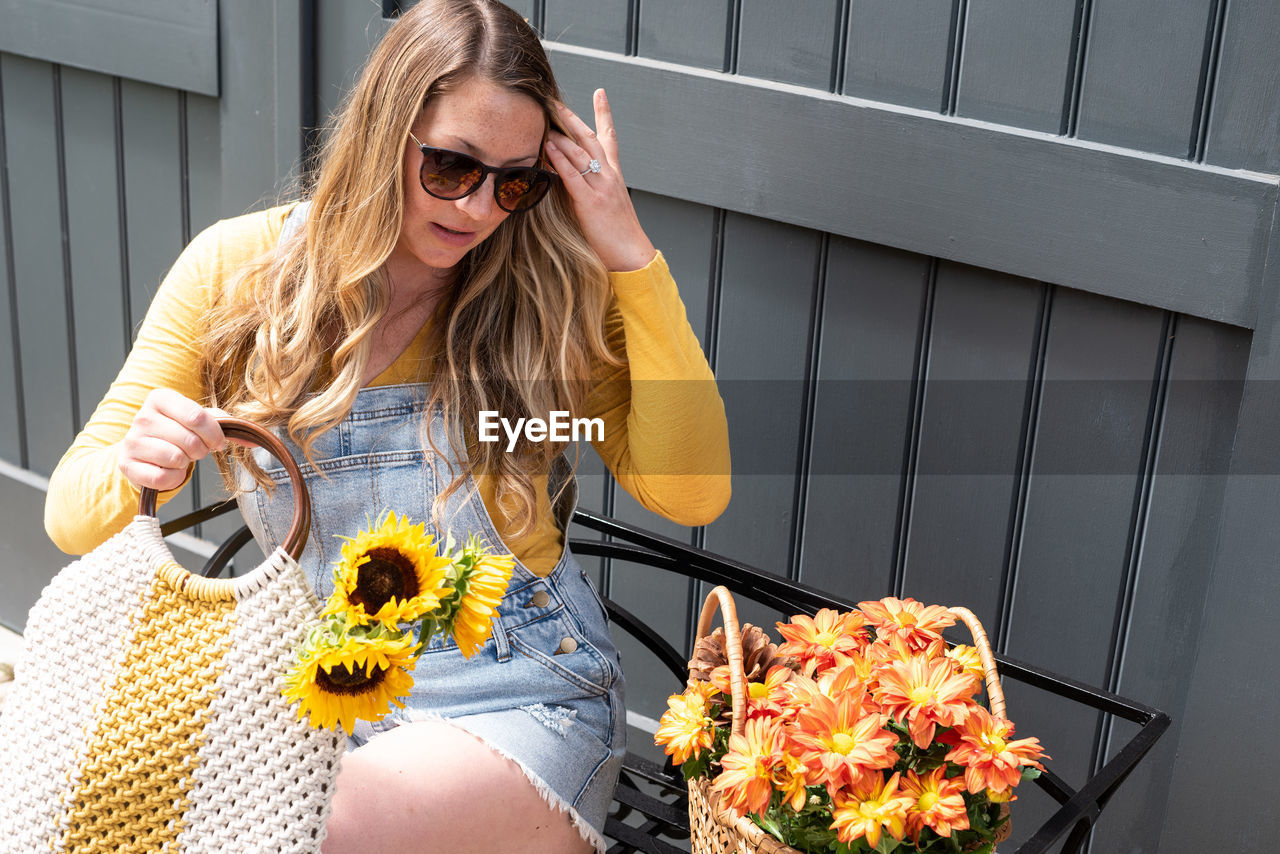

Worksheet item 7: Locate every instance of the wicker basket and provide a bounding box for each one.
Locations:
[686,586,1012,854]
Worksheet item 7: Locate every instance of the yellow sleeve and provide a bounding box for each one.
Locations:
[44,208,288,554]
[585,252,731,526]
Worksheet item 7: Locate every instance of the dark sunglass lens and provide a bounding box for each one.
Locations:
[496,170,552,212]
[422,149,483,198]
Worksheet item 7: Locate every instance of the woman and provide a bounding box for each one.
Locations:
[43,0,730,851]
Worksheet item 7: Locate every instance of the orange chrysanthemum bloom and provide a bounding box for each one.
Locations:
[713,717,786,817]
[790,686,898,795]
[776,608,869,676]
[944,643,986,688]
[945,706,1048,796]
[771,749,814,813]
[900,767,970,840]
[859,597,956,653]
[830,771,914,849]
[654,681,719,765]
[874,654,977,749]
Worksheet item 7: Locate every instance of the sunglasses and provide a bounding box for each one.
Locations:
[409,132,556,213]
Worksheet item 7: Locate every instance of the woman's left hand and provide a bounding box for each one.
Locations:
[545,89,657,273]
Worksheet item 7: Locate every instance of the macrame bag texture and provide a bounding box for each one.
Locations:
[0,419,345,853]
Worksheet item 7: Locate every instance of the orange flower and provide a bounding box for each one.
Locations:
[944,643,986,688]
[790,686,898,794]
[830,771,914,848]
[713,716,786,817]
[776,608,869,675]
[771,749,814,813]
[873,654,976,748]
[945,706,1048,796]
[900,767,969,840]
[708,662,794,721]
[654,681,719,765]
[859,597,955,653]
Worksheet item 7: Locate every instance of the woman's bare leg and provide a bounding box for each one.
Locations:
[321,720,596,854]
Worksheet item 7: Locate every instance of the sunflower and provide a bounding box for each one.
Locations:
[440,536,514,658]
[283,616,418,733]
[326,511,454,628]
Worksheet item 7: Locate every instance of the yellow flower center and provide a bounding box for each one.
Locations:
[986,733,1008,753]
[816,630,841,647]
[909,685,936,706]
[918,791,939,811]
[897,612,919,628]
[830,732,857,755]
[354,547,419,612]
[749,682,768,700]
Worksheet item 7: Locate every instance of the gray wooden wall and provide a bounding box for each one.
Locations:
[3,2,1279,852]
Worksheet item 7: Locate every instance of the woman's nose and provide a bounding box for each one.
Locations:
[457,177,500,220]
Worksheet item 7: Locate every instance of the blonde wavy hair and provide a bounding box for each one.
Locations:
[199,0,621,537]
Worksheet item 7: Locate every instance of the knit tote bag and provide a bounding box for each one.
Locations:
[0,418,345,854]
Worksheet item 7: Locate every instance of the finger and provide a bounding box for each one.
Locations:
[119,458,189,493]
[593,89,620,165]
[544,139,593,190]
[554,101,605,162]
[148,389,225,452]
[547,132,593,174]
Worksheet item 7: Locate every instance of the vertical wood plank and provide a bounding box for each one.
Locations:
[544,0,630,52]
[1203,2,1280,172]
[702,212,819,590]
[955,0,1078,132]
[1074,0,1215,157]
[1089,316,1247,853]
[737,0,841,90]
[2,55,74,476]
[315,0,385,138]
[900,263,1041,628]
[60,67,126,431]
[999,291,1166,849]
[844,0,952,109]
[0,58,21,464]
[120,79,189,517]
[637,0,731,71]
[799,238,929,598]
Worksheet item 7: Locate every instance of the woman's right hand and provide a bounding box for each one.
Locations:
[117,388,227,492]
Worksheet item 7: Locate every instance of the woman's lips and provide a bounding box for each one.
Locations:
[430,222,476,247]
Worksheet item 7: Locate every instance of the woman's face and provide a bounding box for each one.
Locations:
[391,76,547,285]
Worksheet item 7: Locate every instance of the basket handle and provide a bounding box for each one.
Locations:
[694,586,748,738]
[138,417,311,561]
[946,606,1005,719]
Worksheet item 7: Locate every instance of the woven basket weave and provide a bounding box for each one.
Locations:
[686,586,1011,854]
[0,418,344,853]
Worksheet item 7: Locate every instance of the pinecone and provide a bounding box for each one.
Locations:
[688,623,795,685]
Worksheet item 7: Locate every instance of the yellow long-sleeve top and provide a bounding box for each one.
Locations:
[44,205,731,575]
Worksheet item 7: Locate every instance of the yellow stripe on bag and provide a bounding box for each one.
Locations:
[61,561,237,852]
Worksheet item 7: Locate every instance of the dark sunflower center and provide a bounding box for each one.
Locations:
[316,662,388,696]
[353,547,420,613]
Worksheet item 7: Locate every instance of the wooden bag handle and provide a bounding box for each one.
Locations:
[693,585,749,737]
[139,417,311,561]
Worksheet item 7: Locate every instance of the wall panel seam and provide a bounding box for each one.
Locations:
[0,57,28,468]
[113,77,131,345]
[891,258,938,597]
[996,283,1053,653]
[1192,0,1230,162]
[942,0,969,115]
[830,0,851,95]
[1062,0,1093,137]
[52,65,79,432]
[725,0,742,76]
[1086,311,1177,841]
[790,234,828,583]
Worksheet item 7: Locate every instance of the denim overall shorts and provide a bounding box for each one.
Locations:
[235,385,626,850]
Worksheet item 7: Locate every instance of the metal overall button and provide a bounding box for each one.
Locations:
[554,637,578,655]
[525,589,551,609]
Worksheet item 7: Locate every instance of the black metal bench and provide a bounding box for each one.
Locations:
[162,502,1169,854]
